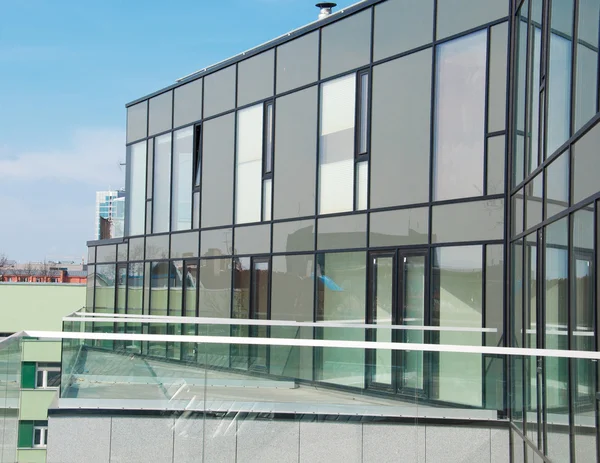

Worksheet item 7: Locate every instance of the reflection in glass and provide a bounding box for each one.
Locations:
[402,255,425,391]
[358,72,369,155]
[370,207,428,247]
[488,23,508,133]
[486,136,505,195]
[527,26,541,175]
[525,173,543,231]
[262,179,272,221]
[272,219,314,253]
[317,214,366,250]
[264,102,274,173]
[317,252,366,388]
[434,31,487,200]
[371,255,393,386]
[545,150,569,218]
[236,105,263,224]
[172,127,193,231]
[152,134,172,233]
[319,74,355,214]
[544,217,569,462]
[513,2,528,186]
[126,141,146,236]
[432,199,504,243]
[547,14,572,157]
[94,264,116,314]
[432,246,483,406]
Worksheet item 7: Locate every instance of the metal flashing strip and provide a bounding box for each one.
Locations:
[66,313,498,333]
[25,330,600,360]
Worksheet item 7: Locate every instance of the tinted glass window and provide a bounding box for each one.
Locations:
[204,65,236,117]
[96,245,116,263]
[546,150,569,218]
[487,136,505,195]
[320,10,371,79]
[145,235,169,260]
[201,228,233,257]
[373,0,433,60]
[276,31,319,94]
[174,78,202,128]
[201,114,235,228]
[371,49,432,208]
[573,122,600,203]
[488,22,508,133]
[237,50,274,107]
[273,87,317,219]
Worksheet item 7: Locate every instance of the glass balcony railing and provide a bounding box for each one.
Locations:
[0,333,22,463]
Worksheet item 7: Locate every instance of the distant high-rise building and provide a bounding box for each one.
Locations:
[95,190,125,240]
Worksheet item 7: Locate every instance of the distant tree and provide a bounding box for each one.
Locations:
[0,253,8,270]
[37,260,52,278]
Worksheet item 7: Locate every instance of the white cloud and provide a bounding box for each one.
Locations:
[0,127,126,188]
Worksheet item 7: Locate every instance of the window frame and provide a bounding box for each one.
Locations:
[35,363,61,389]
[32,424,48,448]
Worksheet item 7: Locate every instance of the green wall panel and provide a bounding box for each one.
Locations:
[21,363,36,389]
[18,421,33,448]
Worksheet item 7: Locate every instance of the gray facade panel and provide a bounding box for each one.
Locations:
[276,32,319,94]
[237,50,274,107]
[363,424,426,463]
[203,65,236,118]
[47,416,111,463]
[236,419,299,463]
[110,417,174,463]
[425,425,491,463]
[436,0,508,40]
[299,421,361,463]
[173,417,236,463]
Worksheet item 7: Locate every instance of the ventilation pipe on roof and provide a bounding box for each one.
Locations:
[316,2,337,20]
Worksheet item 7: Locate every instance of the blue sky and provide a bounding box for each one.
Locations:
[0,0,357,262]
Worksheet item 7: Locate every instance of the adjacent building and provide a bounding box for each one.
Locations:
[95,190,125,240]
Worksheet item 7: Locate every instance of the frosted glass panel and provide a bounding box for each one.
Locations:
[127,141,147,236]
[319,74,355,214]
[236,105,263,224]
[171,127,193,231]
[434,31,487,200]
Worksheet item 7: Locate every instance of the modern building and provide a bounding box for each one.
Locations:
[95,190,125,240]
[1,0,597,462]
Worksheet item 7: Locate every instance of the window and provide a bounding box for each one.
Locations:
[171,127,193,231]
[126,141,147,236]
[33,423,48,448]
[152,133,172,233]
[36,363,60,389]
[319,70,371,215]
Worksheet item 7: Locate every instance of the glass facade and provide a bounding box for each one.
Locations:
[87,2,600,461]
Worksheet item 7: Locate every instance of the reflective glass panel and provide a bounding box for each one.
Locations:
[126,101,147,143]
[170,231,199,259]
[201,228,233,257]
[320,10,371,79]
[432,246,483,406]
[487,136,505,195]
[274,87,317,219]
[573,122,600,203]
[234,224,270,255]
[276,31,319,94]
[148,91,173,136]
[237,50,274,107]
[436,0,507,40]
[355,161,368,211]
[199,257,231,318]
[203,65,236,117]
[173,78,202,128]
[96,245,116,263]
[488,22,508,133]
[434,30,487,200]
[369,207,428,247]
[171,127,193,231]
[316,252,366,388]
[319,74,355,214]
[94,264,116,314]
[272,219,315,253]
[317,214,366,250]
[545,150,569,218]
[371,50,431,207]
[373,0,433,60]
[432,198,504,243]
[145,235,169,260]
[201,114,234,227]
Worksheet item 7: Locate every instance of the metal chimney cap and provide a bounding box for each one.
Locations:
[316,2,337,19]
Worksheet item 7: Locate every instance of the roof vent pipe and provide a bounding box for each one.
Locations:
[316,2,337,20]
